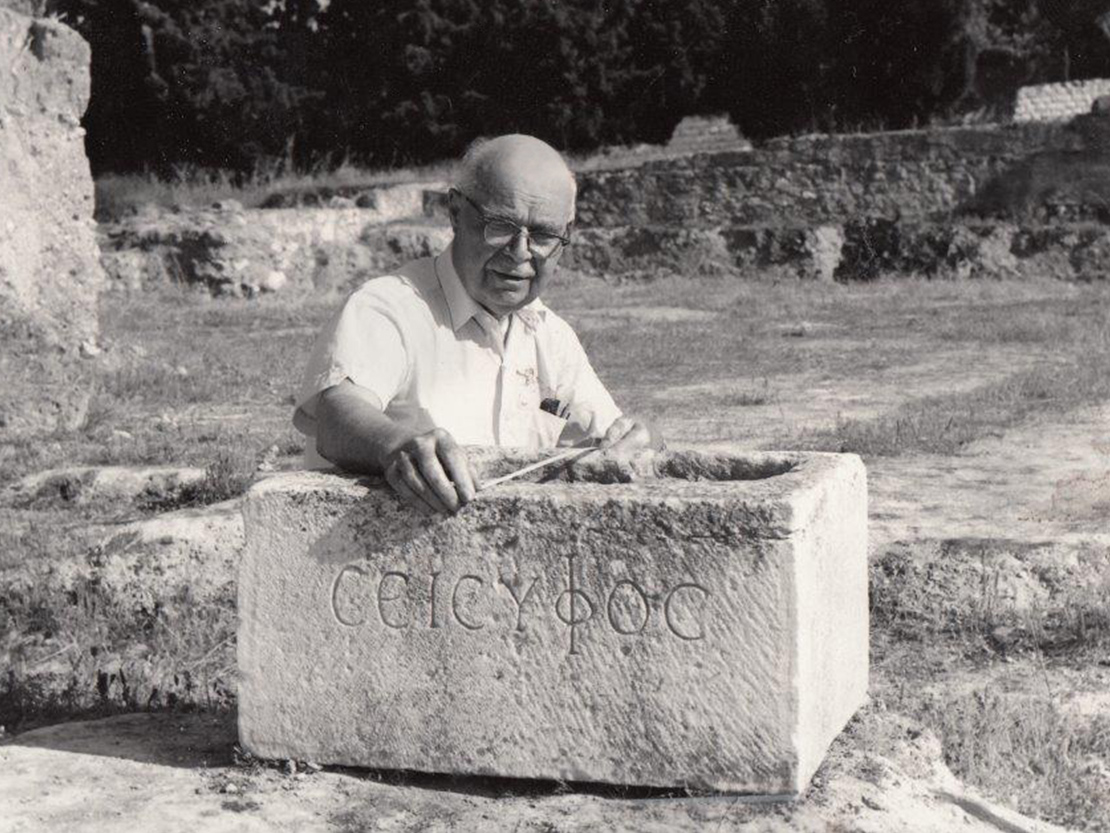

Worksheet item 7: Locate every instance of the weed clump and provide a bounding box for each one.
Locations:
[137,450,257,512]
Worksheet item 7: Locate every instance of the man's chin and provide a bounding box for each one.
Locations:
[483,271,533,310]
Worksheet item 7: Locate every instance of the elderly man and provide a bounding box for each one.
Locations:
[293,134,661,515]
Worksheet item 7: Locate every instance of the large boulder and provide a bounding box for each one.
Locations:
[0,6,105,433]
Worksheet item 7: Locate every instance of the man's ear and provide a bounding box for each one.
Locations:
[447,188,462,233]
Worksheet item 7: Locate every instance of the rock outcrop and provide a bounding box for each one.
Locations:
[0,5,105,433]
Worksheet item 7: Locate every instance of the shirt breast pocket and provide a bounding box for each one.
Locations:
[532,408,567,448]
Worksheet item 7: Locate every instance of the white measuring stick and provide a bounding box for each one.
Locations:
[481,445,599,489]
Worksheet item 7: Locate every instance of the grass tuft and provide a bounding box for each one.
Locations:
[917,690,1110,831]
[1,547,235,731]
[137,449,257,512]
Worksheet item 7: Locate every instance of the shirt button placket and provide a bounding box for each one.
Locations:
[499,349,515,446]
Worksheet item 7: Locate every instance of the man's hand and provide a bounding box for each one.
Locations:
[316,382,479,516]
[381,428,478,516]
[598,415,664,454]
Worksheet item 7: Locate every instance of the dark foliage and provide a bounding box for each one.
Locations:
[50,0,1110,174]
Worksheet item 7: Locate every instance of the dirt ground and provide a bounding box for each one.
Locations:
[2,272,1108,830]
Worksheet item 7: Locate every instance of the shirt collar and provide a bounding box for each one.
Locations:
[435,244,548,334]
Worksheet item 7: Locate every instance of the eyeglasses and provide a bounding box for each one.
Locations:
[455,189,572,258]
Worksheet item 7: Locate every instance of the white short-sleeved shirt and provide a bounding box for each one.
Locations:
[294,244,623,467]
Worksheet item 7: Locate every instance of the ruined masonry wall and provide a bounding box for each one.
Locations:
[575,122,1078,228]
[1015,78,1110,123]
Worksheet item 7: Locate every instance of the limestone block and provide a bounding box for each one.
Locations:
[238,449,868,795]
[0,7,104,433]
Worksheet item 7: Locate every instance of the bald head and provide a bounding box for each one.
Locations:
[456,134,576,217]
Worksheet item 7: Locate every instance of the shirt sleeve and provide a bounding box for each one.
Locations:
[546,316,623,442]
[292,286,409,439]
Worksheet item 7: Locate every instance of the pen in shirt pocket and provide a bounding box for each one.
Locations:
[540,397,571,420]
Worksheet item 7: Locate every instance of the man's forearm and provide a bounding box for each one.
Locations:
[316,381,478,515]
[315,382,411,473]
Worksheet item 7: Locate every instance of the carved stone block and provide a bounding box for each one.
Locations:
[237,449,868,795]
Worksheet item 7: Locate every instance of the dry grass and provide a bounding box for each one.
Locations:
[870,536,1110,830]
[0,552,235,731]
[918,689,1110,830]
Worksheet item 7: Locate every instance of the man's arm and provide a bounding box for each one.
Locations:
[316,380,478,516]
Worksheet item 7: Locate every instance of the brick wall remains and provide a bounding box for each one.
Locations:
[1014,78,1110,122]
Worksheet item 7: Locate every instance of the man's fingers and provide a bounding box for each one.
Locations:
[608,422,652,454]
[396,451,454,515]
[599,417,634,450]
[467,456,482,492]
[385,464,437,516]
[436,438,476,504]
[410,441,463,513]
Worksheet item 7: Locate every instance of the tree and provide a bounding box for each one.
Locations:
[316,0,729,165]
[55,0,323,173]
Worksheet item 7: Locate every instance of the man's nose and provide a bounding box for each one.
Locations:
[506,229,532,262]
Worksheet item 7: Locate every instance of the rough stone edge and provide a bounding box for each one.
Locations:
[793,453,869,792]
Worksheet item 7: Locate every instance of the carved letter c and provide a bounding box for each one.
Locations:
[452,575,486,631]
[331,564,369,627]
[664,583,710,641]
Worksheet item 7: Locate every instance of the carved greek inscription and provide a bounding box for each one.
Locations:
[377,571,411,630]
[664,583,710,641]
[429,570,442,629]
[331,564,368,627]
[452,575,485,631]
[329,560,711,655]
[555,555,594,655]
[499,575,539,632]
[607,580,650,635]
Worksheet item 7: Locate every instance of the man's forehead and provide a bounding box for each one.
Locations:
[469,139,576,220]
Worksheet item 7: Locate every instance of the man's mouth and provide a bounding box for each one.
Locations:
[488,269,531,285]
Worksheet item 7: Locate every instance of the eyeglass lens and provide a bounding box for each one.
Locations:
[484,222,563,255]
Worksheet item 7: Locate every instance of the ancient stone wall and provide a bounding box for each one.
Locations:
[0,5,105,432]
[98,119,1110,291]
[575,122,1078,228]
[1014,78,1110,122]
